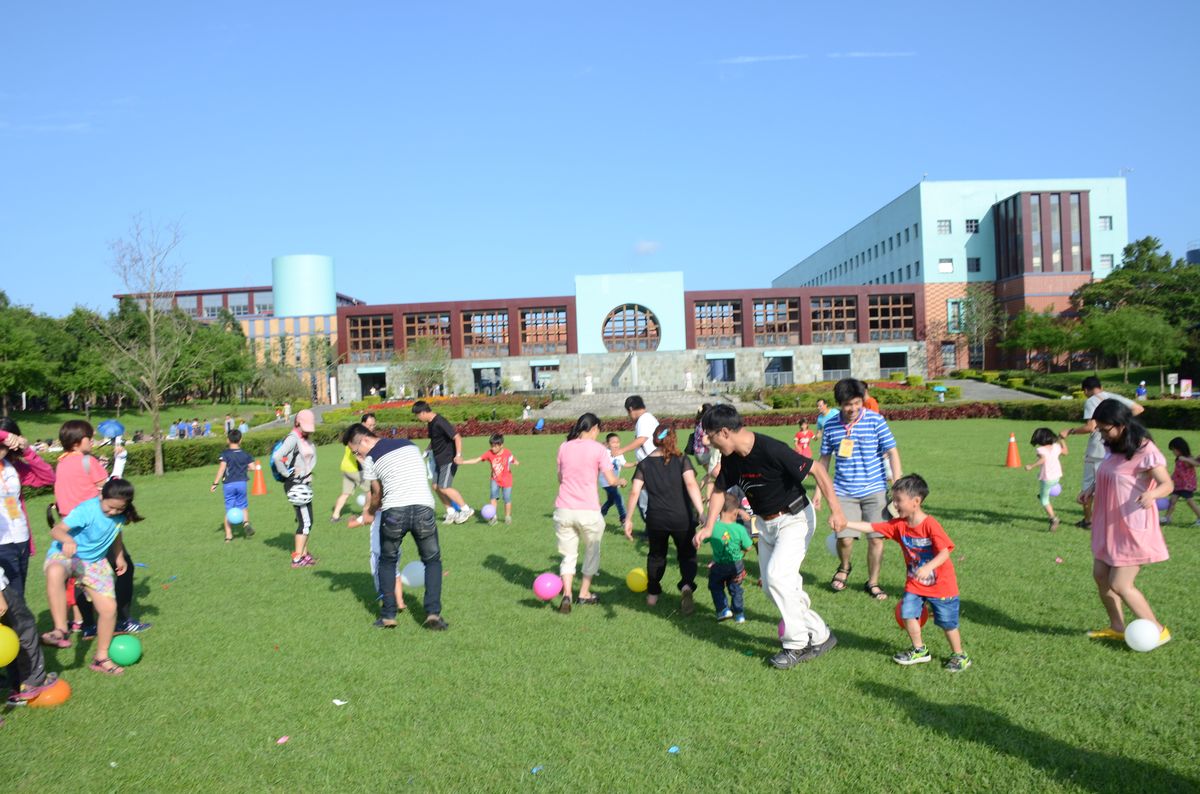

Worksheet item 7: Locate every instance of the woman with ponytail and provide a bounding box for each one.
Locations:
[623,423,705,614]
[553,414,621,614]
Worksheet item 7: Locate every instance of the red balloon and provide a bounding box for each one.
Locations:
[894,600,928,629]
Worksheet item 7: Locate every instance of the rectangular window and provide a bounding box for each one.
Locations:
[967,257,981,273]
[753,298,800,346]
[403,312,452,350]
[707,358,735,384]
[1069,193,1082,271]
[1030,194,1042,271]
[531,364,559,390]
[821,353,851,381]
[252,291,274,316]
[347,314,394,363]
[764,356,793,388]
[965,219,979,234]
[227,292,250,317]
[461,309,509,358]
[937,219,952,235]
[1099,215,1113,231]
[904,228,910,243]
[938,258,954,274]
[810,296,857,343]
[913,222,919,238]
[946,299,964,334]
[201,294,223,319]
[868,293,915,341]
[1100,254,1114,270]
[905,264,912,280]
[879,351,908,379]
[520,306,569,354]
[1049,193,1062,271]
[176,297,198,317]
[887,238,893,252]
[915,260,921,276]
[694,300,742,348]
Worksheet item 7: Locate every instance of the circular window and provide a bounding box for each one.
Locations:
[602,303,661,352]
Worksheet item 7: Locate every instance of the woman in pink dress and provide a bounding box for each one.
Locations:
[1081,400,1174,646]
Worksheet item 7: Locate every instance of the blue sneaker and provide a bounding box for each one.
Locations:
[734,614,746,624]
[81,625,97,641]
[716,609,734,622]
[116,619,152,635]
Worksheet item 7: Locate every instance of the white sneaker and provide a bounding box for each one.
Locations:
[504,516,512,524]
[442,510,458,524]
[455,507,474,524]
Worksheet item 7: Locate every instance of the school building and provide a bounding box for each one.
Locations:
[771,178,1128,372]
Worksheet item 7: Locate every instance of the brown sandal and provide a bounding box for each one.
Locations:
[40,629,71,649]
[831,565,851,592]
[89,657,125,675]
[864,582,888,600]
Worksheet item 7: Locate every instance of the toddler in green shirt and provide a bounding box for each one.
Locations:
[706,492,755,623]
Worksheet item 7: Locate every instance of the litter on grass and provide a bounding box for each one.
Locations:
[133,562,147,568]
[333,699,348,706]
[668,746,680,754]
[1055,556,1064,564]
[531,766,543,775]
[276,736,289,745]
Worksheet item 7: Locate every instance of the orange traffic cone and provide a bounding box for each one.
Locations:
[251,461,268,496]
[1005,433,1022,468]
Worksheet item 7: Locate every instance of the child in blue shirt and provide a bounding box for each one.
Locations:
[46,479,143,675]
[211,429,256,541]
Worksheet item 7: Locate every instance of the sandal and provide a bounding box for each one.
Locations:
[13,673,59,701]
[40,629,71,649]
[577,594,600,605]
[864,582,888,600]
[830,565,852,592]
[90,657,125,675]
[1049,517,1061,532]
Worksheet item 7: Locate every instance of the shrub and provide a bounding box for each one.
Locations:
[1006,377,1026,388]
[905,375,924,387]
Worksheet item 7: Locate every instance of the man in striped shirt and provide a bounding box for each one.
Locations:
[819,379,903,601]
[342,423,448,631]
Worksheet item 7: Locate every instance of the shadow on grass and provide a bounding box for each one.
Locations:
[932,505,1084,528]
[960,598,1076,636]
[261,532,298,553]
[858,681,1199,793]
[311,569,380,616]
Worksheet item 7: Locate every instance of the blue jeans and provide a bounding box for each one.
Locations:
[600,486,626,521]
[378,505,441,619]
[900,591,960,630]
[708,561,745,615]
[0,541,30,600]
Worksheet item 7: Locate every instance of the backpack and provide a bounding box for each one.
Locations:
[270,439,295,483]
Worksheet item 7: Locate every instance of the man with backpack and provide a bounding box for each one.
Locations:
[272,410,319,568]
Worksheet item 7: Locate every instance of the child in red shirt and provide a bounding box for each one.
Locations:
[462,433,520,525]
[845,473,971,672]
[793,419,815,459]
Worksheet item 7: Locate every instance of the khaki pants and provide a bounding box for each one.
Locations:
[554,508,606,577]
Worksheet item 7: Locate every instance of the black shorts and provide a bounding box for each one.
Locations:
[1172,489,1194,499]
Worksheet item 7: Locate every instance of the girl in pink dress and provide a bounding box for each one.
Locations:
[1082,400,1174,646]
[1161,437,1200,526]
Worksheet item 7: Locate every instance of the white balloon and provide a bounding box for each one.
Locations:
[1124,619,1161,652]
[825,532,839,558]
[399,560,426,588]
[356,493,367,507]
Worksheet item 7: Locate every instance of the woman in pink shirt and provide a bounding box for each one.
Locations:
[553,413,621,614]
[1082,400,1174,647]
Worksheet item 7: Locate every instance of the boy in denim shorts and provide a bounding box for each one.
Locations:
[845,473,971,672]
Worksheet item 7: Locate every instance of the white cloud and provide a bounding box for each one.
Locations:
[826,51,916,59]
[634,240,661,255]
[717,54,808,65]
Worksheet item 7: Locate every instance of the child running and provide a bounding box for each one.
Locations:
[211,429,256,541]
[461,433,519,525]
[1162,437,1200,526]
[1025,427,1068,531]
[706,491,755,623]
[844,473,971,672]
[793,419,815,458]
[599,433,630,525]
[46,479,143,674]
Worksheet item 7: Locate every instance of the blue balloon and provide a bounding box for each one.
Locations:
[226,507,245,525]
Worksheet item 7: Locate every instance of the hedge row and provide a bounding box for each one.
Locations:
[996,399,1200,429]
[763,384,962,409]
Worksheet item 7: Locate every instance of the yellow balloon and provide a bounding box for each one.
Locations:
[0,624,18,667]
[626,567,648,593]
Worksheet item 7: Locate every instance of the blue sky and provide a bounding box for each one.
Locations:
[2,1,1197,316]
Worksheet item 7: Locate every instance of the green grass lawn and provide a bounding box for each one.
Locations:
[7,403,270,444]
[4,420,1198,792]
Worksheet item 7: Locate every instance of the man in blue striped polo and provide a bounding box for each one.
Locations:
[342,422,448,632]
[819,379,903,601]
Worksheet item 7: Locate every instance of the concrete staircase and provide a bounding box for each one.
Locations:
[536,389,762,420]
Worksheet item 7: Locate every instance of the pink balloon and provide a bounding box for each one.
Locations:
[533,572,563,601]
[778,620,785,639]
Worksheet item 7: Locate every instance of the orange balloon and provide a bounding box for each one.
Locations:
[29,677,72,708]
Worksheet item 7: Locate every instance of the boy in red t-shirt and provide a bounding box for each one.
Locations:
[462,433,520,525]
[845,473,971,672]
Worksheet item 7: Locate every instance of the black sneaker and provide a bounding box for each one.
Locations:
[115,619,152,635]
[558,596,573,615]
[423,615,449,631]
[243,523,255,538]
[798,632,838,661]
[768,648,808,669]
[372,618,397,629]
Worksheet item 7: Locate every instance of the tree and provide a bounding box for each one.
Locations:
[1002,308,1067,372]
[1081,306,1186,383]
[93,217,202,475]
[399,337,449,397]
[956,284,1006,369]
[0,292,51,414]
[259,370,309,405]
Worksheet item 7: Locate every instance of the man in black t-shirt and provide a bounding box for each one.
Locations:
[412,401,474,524]
[696,405,847,669]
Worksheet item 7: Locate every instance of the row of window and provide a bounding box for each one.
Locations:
[937,218,981,235]
[804,223,921,287]
[705,351,910,385]
[695,294,916,346]
[346,307,571,362]
[172,291,274,319]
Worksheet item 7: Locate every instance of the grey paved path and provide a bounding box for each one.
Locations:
[940,378,1047,402]
[536,389,760,419]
